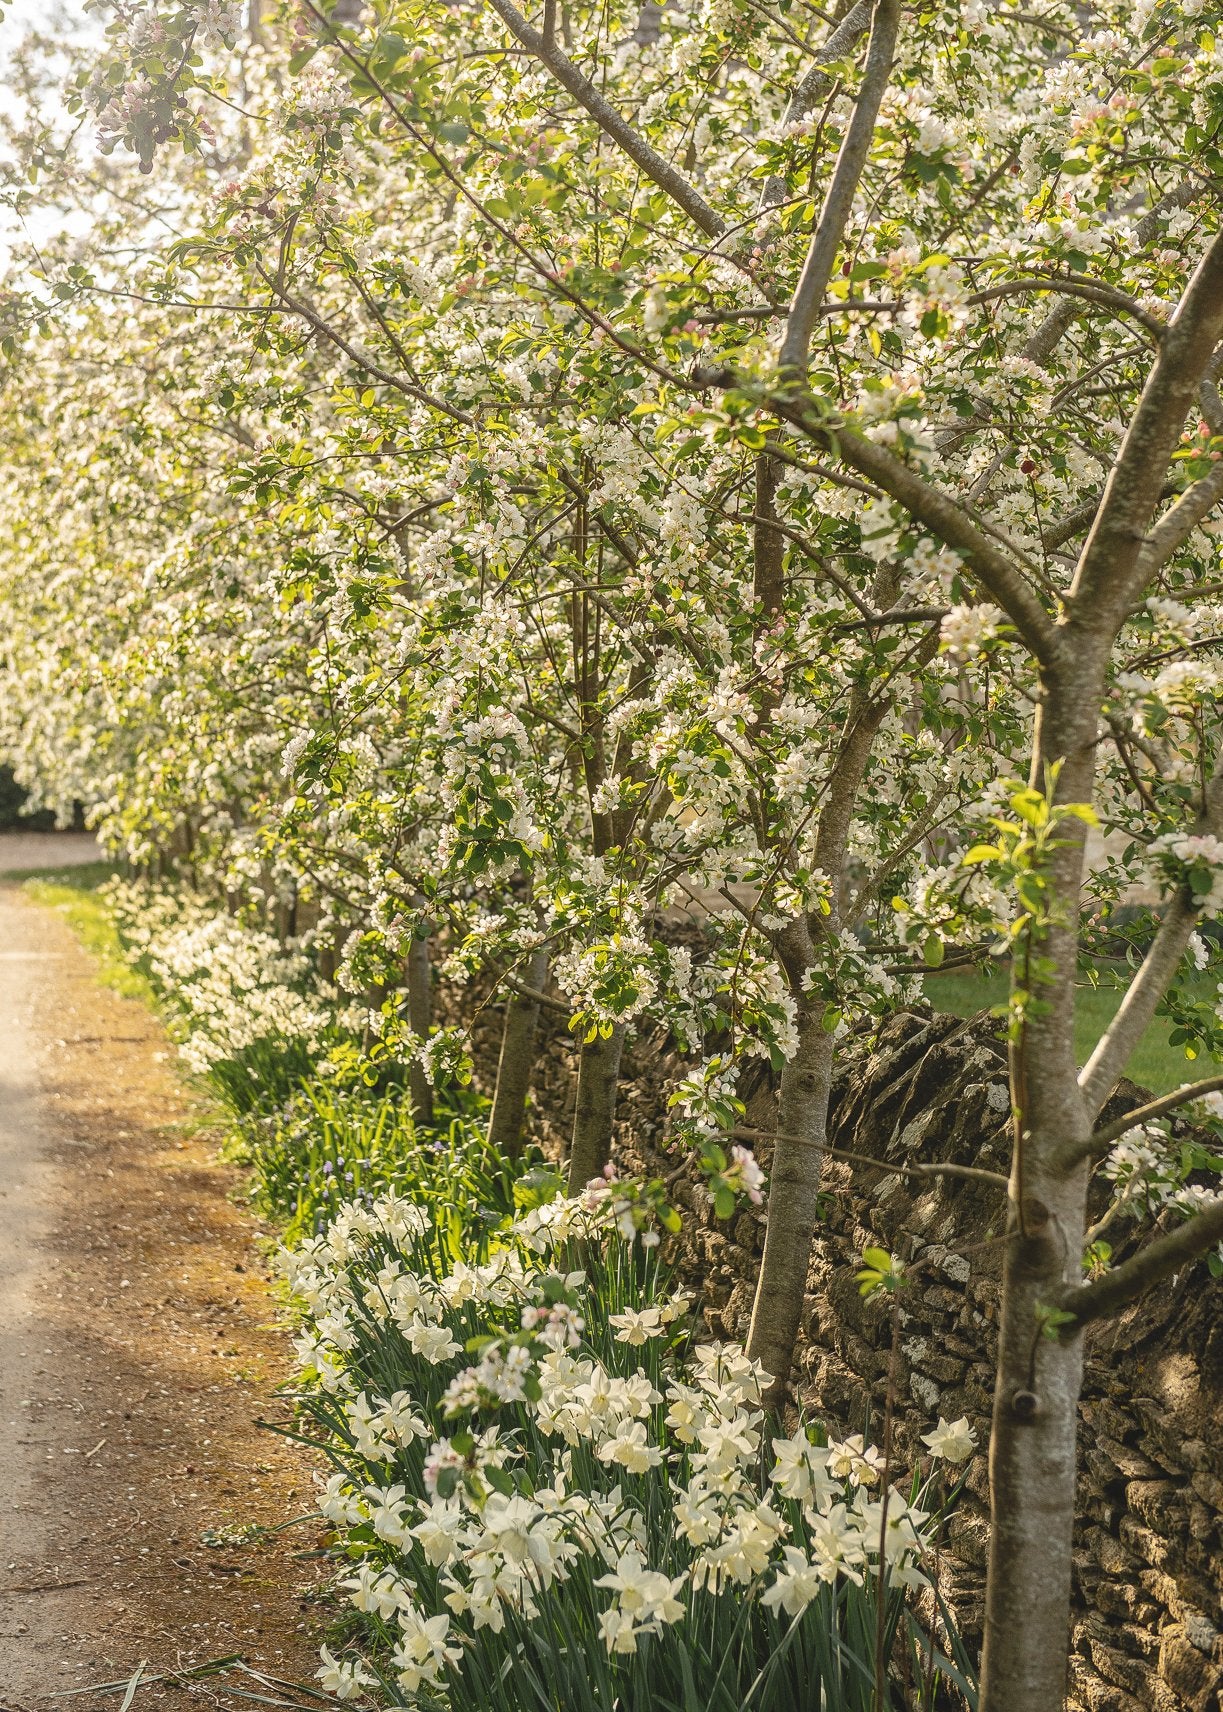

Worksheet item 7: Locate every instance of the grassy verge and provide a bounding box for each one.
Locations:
[21,865,156,1004]
[925,966,1221,1095]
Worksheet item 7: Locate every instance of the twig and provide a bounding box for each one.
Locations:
[0,1577,91,1595]
[48,1654,243,1697]
[728,1123,1008,1187]
[1059,1197,1223,1328]
[780,0,901,374]
[502,975,572,1018]
[1057,1071,1223,1170]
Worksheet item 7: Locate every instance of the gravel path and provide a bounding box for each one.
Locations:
[0,886,326,1710]
[0,833,104,874]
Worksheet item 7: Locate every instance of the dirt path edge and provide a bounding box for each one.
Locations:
[0,885,326,1711]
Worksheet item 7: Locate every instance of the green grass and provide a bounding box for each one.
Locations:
[925,966,1221,1095]
[20,865,154,1003]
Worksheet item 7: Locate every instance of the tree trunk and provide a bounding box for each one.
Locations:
[979,1151,1091,1712]
[745,1008,835,1405]
[980,678,1097,1712]
[487,949,548,1158]
[407,913,434,1128]
[566,1023,625,1192]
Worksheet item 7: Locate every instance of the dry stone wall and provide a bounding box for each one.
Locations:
[457,987,1222,1710]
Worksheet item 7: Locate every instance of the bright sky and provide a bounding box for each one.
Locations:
[0,0,96,272]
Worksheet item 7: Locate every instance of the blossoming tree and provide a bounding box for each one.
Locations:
[3,1,1223,1708]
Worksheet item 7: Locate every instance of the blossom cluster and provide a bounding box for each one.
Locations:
[280,1181,973,1704]
[105,880,357,1074]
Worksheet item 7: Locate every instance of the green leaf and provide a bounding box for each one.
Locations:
[484,1464,515,1496]
[1035,1302,1076,1340]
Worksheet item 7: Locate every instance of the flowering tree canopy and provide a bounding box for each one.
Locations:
[2,3,1223,1708]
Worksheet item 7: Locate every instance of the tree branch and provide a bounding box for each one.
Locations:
[784,0,874,126]
[771,404,1062,667]
[1068,230,1223,637]
[758,0,874,209]
[1078,887,1202,1114]
[254,266,477,427]
[482,0,727,238]
[1059,1198,1223,1328]
[1080,766,1223,1113]
[778,0,901,376]
[965,277,1167,342]
[1135,176,1200,245]
[1137,456,1223,574]
[502,975,571,1017]
[1057,1072,1223,1171]
[1042,481,1180,553]
[729,1124,1009,1187]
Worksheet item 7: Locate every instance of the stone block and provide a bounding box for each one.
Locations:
[1096,1435,1160,1480]
[1190,1470,1223,1510]
[1086,1526,1138,1577]
[1126,1479,1182,1530]
[1158,1629,1222,1711]
[1085,1637,1154,1697]
[1118,1515,1171,1568]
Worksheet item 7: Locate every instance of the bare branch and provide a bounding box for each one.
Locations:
[965,277,1167,342]
[779,0,901,376]
[1080,766,1223,1113]
[1043,481,1179,553]
[729,1124,1009,1187]
[1078,889,1201,1114]
[758,0,874,209]
[1135,176,1200,245]
[254,267,477,427]
[1199,346,1223,433]
[1021,295,1080,367]
[502,975,571,1017]
[1138,456,1223,573]
[1059,1198,1223,1328]
[1069,230,1223,637]
[783,0,874,127]
[835,605,949,631]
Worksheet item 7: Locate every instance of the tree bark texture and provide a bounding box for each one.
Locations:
[980,676,1098,1712]
[566,1022,626,1192]
[407,914,434,1129]
[745,1005,835,1405]
[487,948,548,1158]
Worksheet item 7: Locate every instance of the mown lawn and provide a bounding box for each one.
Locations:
[926,966,1221,1095]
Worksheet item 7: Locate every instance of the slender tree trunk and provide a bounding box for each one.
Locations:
[564,485,627,1191]
[980,679,1096,1712]
[407,909,434,1128]
[980,1151,1091,1712]
[745,1002,834,1404]
[274,885,297,945]
[488,948,548,1158]
[566,1022,625,1192]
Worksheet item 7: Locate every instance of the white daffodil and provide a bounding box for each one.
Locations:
[921,1415,978,1464]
